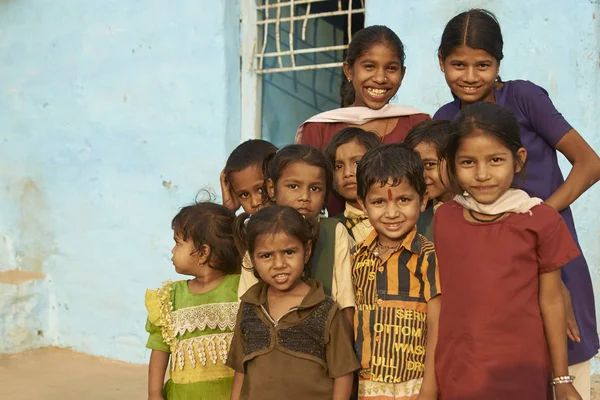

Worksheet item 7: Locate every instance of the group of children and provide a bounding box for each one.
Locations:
[144,8,600,400]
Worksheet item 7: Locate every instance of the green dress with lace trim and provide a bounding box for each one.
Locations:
[145,275,240,400]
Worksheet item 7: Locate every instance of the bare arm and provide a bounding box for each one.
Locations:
[539,270,581,400]
[545,129,600,212]
[332,373,354,400]
[148,350,169,400]
[417,295,441,400]
[230,372,245,400]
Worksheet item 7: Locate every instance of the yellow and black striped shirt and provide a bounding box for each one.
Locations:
[351,226,440,384]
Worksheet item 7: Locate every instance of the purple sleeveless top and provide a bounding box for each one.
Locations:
[434,79,599,365]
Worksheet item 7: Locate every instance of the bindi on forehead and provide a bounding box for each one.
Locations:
[387,188,393,200]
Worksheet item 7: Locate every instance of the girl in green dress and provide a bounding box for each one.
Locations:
[145,202,241,400]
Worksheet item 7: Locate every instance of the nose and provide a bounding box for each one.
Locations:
[384,202,400,218]
[343,164,356,178]
[464,66,478,83]
[251,192,262,209]
[372,67,387,85]
[273,252,286,269]
[298,187,310,202]
[475,163,491,181]
[171,246,176,256]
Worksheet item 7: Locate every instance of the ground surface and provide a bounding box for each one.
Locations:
[1,347,599,399]
[0,348,147,399]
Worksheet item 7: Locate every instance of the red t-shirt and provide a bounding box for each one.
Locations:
[300,114,430,216]
[433,202,580,400]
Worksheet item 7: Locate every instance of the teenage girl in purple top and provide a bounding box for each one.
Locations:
[433,9,600,399]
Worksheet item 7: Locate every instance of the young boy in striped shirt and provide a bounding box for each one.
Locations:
[352,143,441,400]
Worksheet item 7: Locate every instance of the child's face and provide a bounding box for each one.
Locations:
[455,130,526,204]
[171,233,200,276]
[439,45,499,106]
[333,140,367,207]
[358,179,427,247]
[229,165,266,214]
[267,161,326,218]
[252,231,311,293]
[343,43,405,110]
[414,142,450,202]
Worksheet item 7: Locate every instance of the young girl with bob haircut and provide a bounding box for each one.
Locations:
[431,102,582,400]
[227,205,359,400]
[145,202,241,400]
[296,25,429,215]
[237,144,356,325]
[434,10,600,396]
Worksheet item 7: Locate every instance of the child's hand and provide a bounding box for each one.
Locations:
[562,283,580,343]
[554,383,582,400]
[148,394,164,400]
[220,169,240,212]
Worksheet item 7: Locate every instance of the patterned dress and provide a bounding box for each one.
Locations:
[145,275,240,399]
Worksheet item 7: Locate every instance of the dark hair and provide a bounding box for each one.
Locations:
[265,144,333,203]
[341,25,406,106]
[404,120,452,156]
[444,102,525,194]
[325,127,381,166]
[356,143,426,201]
[233,205,319,279]
[223,139,278,185]
[438,9,504,63]
[172,202,241,274]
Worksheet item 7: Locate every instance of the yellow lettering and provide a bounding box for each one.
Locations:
[368,271,376,281]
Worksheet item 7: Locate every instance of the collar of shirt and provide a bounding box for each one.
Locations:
[357,225,421,256]
[240,278,326,309]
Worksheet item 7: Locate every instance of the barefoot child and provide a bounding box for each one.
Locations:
[220,139,277,214]
[227,205,359,400]
[145,202,241,400]
[353,144,441,399]
[325,127,381,243]
[404,120,453,241]
[238,144,356,325]
[433,102,581,400]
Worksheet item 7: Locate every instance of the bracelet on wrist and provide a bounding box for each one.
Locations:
[551,375,575,385]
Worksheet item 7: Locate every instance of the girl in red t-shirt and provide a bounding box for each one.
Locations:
[426,102,581,400]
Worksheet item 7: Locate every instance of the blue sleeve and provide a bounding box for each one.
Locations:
[511,80,573,148]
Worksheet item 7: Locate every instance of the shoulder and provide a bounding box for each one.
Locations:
[433,100,460,120]
[503,79,550,102]
[434,200,459,218]
[510,203,563,230]
[408,113,431,124]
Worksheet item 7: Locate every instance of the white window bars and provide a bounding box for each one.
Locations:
[255,0,366,74]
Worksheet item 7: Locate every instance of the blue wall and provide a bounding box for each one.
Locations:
[367,0,600,370]
[0,0,240,363]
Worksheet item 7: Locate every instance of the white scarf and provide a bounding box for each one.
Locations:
[294,104,426,143]
[454,189,543,215]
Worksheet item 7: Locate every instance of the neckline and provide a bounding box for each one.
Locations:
[185,274,231,296]
[456,202,515,226]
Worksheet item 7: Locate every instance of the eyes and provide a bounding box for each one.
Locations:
[361,63,400,73]
[450,61,493,70]
[424,161,438,170]
[239,187,263,199]
[334,160,360,170]
[371,197,411,205]
[259,249,297,259]
[459,157,505,166]
[286,184,322,192]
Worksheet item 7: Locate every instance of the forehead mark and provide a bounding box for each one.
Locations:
[387,188,393,200]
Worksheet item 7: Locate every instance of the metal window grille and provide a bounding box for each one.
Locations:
[255,0,366,74]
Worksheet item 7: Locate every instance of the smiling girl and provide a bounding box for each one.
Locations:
[227,205,359,400]
[433,9,600,397]
[433,102,582,400]
[296,25,429,216]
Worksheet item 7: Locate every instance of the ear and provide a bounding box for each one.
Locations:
[197,244,211,265]
[342,61,353,82]
[515,147,527,173]
[399,66,407,84]
[420,192,430,212]
[438,52,445,72]
[303,240,312,264]
[357,197,367,214]
[266,178,276,201]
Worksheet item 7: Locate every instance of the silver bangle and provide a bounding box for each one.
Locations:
[551,375,574,385]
